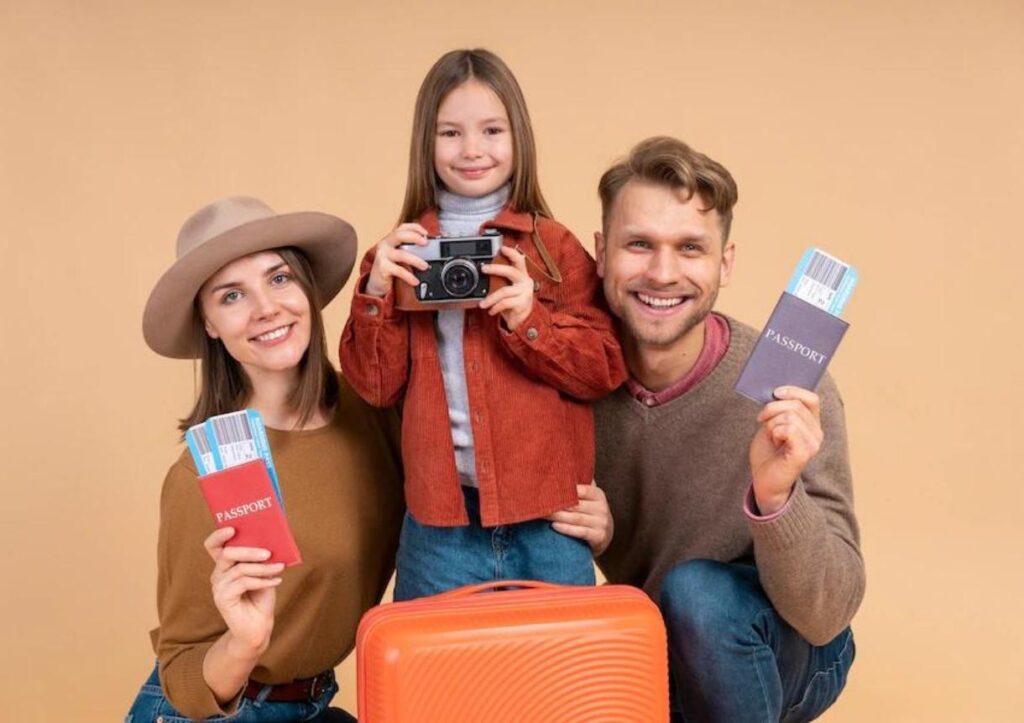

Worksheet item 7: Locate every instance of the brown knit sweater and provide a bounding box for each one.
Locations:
[594,317,864,645]
[150,376,405,718]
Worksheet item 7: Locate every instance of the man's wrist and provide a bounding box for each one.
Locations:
[748,481,796,519]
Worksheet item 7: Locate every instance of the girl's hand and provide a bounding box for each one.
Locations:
[480,246,534,331]
[749,386,824,515]
[365,223,431,298]
[203,527,284,656]
[547,482,615,556]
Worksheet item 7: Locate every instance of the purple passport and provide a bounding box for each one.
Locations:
[734,292,849,404]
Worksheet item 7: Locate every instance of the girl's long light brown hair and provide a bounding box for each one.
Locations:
[178,247,338,436]
[399,48,552,223]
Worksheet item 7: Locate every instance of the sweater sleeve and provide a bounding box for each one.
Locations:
[338,247,412,407]
[498,224,627,400]
[152,459,242,719]
[746,374,866,645]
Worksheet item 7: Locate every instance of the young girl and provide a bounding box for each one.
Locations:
[128,196,404,721]
[340,49,626,601]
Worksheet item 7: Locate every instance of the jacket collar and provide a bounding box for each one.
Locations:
[417,205,536,237]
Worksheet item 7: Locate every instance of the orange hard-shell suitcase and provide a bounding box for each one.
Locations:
[356,580,669,722]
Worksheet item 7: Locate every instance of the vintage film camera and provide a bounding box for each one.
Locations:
[395,230,508,311]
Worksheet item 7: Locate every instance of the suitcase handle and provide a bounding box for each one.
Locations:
[433,580,560,600]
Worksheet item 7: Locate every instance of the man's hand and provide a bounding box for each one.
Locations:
[547,482,614,556]
[750,386,824,516]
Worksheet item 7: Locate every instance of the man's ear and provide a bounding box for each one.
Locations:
[719,240,736,288]
[594,231,606,278]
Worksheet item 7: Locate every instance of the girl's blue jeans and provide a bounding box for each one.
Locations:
[125,664,354,722]
[660,560,856,723]
[393,486,595,601]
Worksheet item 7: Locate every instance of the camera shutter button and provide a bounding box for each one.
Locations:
[525,327,539,341]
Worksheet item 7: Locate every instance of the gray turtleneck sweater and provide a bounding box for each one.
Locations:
[435,184,510,489]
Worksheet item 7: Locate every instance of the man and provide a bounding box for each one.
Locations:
[592,136,864,722]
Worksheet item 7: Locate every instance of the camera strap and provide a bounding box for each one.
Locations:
[517,212,562,287]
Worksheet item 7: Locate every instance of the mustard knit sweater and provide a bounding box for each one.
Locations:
[150,376,404,718]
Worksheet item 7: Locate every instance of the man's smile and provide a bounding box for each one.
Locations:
[632,291,692,314]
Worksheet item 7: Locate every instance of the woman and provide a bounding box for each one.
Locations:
[127,196,405,721]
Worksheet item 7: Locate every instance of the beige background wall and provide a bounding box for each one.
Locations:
[2,1,1021,720]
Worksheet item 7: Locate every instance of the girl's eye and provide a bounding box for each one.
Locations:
[484,126,505,135]
[221,290,242,304]
[438,129,458,138]
[270,273,290,286]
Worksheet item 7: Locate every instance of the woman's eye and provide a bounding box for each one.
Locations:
[271,273,290,285]
[222,290,242,304]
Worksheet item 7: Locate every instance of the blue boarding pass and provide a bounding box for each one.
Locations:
[186,424,216,475]
[184,409,283,506]
[785,247,858,318]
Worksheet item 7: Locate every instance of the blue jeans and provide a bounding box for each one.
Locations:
[660,560,855,723]
[125,663,355,722]
[393,486,595,601]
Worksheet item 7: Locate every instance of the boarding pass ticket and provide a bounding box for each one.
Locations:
[186,409,283,506]
[785,247,858,317]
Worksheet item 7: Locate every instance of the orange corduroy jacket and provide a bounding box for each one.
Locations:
[339,206,627,527]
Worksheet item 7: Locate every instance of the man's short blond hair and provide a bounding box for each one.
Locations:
[598,136,739,240]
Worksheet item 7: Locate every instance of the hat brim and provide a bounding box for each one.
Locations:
[143,211,356,359]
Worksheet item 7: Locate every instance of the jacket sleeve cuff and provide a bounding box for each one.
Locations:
[500,300,554,350]
[159,643,243,719]
[746,480,822,552]
[352,282,402,323]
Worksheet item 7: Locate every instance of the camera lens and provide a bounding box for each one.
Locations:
[441,259,479,298]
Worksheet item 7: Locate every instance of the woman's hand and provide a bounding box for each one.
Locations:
[480,247,535,331]
[365,223,430,298]
[204,527,283,656]
[547,482,615,557]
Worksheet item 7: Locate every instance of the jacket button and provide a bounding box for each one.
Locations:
[366,304,379,317]
[525,327,539,341]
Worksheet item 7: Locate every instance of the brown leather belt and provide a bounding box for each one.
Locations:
[243,670,334,702]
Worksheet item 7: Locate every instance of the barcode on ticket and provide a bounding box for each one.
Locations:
[206,411,258,468]
[785,247,859,317]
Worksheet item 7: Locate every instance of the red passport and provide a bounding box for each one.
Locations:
[197,459,302,566]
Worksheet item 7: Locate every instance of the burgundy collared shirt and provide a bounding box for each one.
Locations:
[626,312,731,405]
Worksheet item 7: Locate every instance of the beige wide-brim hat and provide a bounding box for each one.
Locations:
[143,196,356,359]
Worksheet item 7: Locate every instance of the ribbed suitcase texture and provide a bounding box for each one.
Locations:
[357,581,669,722]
